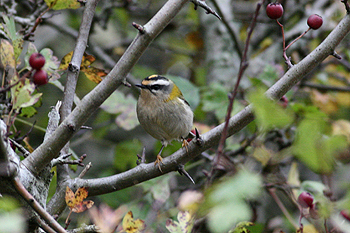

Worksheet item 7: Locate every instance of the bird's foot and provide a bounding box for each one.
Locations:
[154,154,164,172]
[182,139,189,153]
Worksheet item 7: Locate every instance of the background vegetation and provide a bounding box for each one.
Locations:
[1,0,350,232]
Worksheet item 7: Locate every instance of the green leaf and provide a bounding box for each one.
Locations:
[114,139,142,171]
[40,48,60,81]
[19,106,37,118]
[19,98,41,118]
[292,118,348,174]
[1,15,23,61]
[201,82,243,121]
[210,170,262,202]
[205,170,262,232]
[0,196,20,212]
[11,79,42,111]
[150,175,171,203]
[208,201,251,233]
[299,181,326,197]
[291,103,327,119]
[0,209,26,233]
[248,87,293,131]
[101,91,138,130]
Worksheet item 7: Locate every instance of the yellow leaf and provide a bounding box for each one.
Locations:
[302,224,319,233]
[81,66,106,83]
[287,162,300,199]
[65,186,94,213]
[332,119,350,142]
[252,145,272,166]
[65,186,76,208]
[72,200,94,213]
[74,187,89,203]
[45,0,82,10]
[59,51,107,83]
[59,51,73,71]
[81,53,95,67]
[122,211,146,233]
[0,39,16,69]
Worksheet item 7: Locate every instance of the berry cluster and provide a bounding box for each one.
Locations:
[265,3,323,68]
[29,53,48,86]
[266,2,323,30]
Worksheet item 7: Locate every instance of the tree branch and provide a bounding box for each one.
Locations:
[12,177,67,233]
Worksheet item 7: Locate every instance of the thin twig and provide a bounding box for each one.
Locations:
[33,215,57,233]
[23,7,50,40]
[12,177,67,233]
[78,162,92,178]
[9,138,30,158]
[299,82,350,92]
[190,0,221,20]
[268,188,299,230]
[213,0,264,180]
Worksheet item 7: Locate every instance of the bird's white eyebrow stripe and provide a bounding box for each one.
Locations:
[151,79,170,86]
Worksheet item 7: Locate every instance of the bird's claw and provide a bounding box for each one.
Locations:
[182,139,189,153]
[154,154,164,172]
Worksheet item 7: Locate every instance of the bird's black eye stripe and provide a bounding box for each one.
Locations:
[151,84,162,91]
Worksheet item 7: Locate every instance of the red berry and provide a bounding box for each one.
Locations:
[187,129,197,142]
[29,53,46,70]
[341,210,350,221]
[266,3,284,19]
[279,95,288,108]
[32,69,48,86]
[297,191,314,208]
[307,14,323,30]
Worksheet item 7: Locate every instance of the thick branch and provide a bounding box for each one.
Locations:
[21,0,191,176]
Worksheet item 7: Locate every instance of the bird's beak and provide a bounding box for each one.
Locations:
[135,84,146,89]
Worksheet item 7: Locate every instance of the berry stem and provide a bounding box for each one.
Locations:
[285,28,311,51]
[276,20,293,68]
[268,188,299,230]
[276,20,286,51]
[276,20,311,68]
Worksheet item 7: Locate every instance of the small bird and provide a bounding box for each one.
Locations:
[136,75,194,171]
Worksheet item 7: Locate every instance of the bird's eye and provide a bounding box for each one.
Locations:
[151,84,161,91]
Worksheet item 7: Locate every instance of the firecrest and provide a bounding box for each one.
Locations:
[136,75,194,171]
